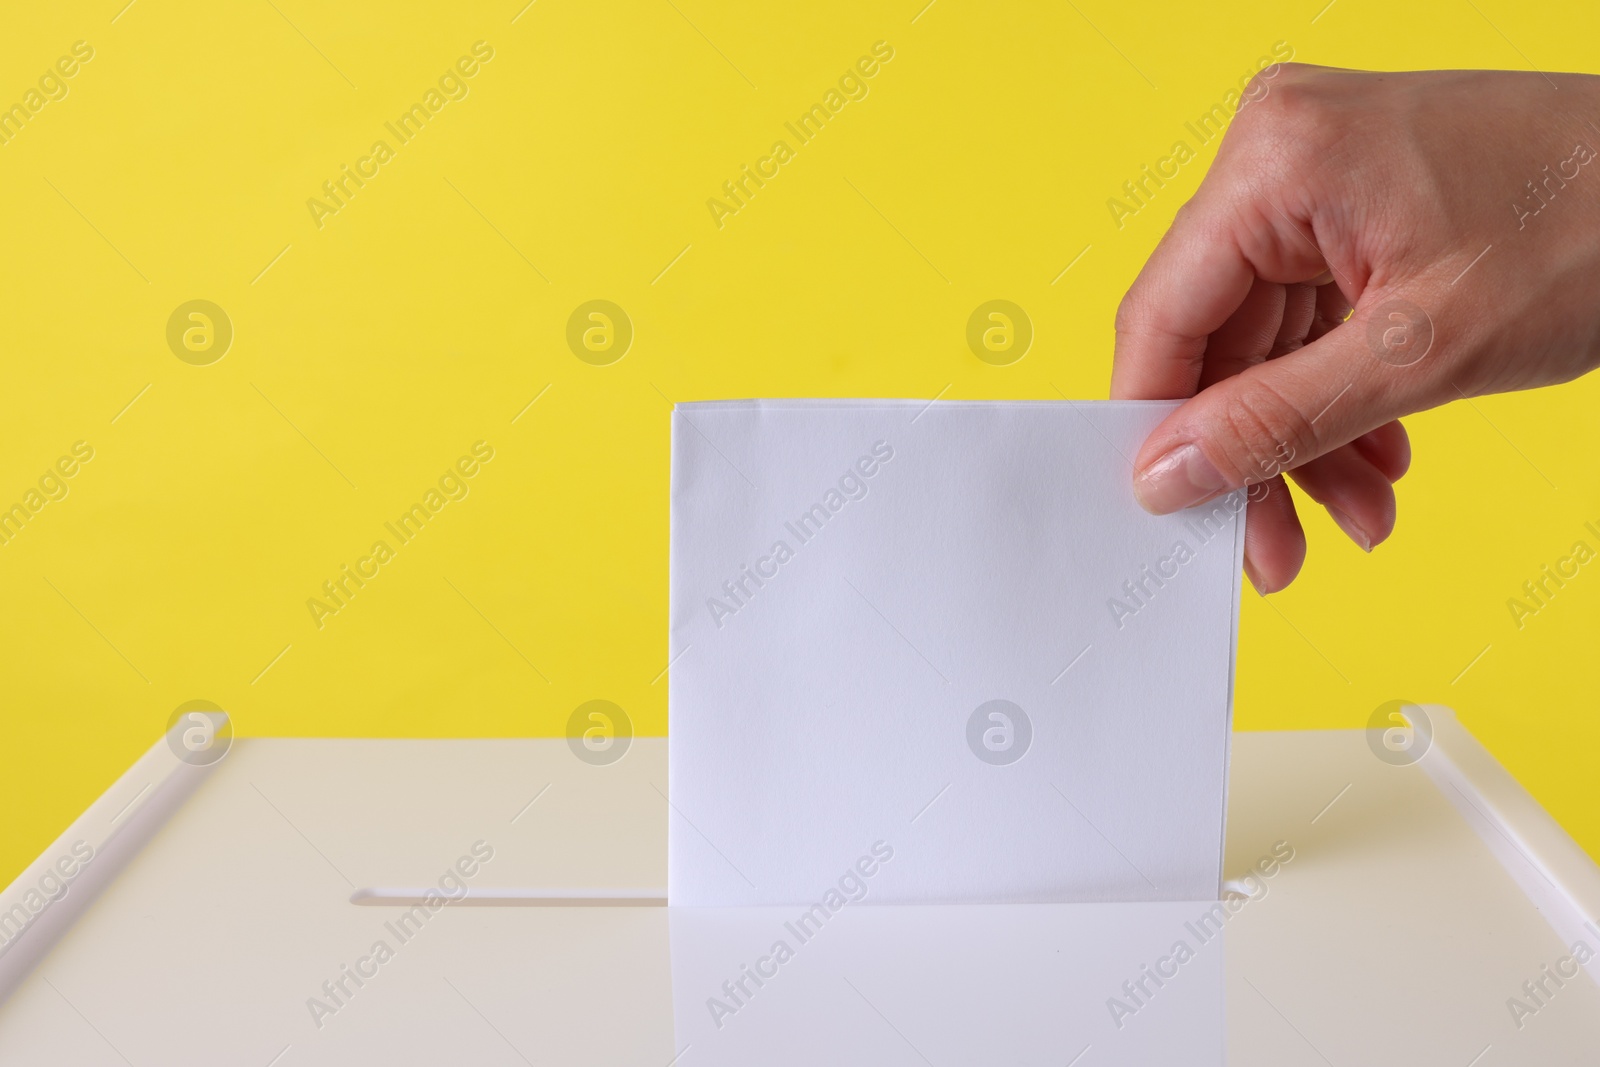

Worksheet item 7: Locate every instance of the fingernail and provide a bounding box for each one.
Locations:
[1242,557,1267,597]
[1133,443,1229,514]
[1326,505,1372,552]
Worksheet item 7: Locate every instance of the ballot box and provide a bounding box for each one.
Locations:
[1,705,1597,1065]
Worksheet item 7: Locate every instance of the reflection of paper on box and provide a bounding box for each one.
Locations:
[669,401,1245,907]
[668,902,1223,1066]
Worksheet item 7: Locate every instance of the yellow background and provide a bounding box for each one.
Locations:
[2,0,1597,888]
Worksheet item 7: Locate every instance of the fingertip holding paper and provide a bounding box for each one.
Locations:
[668,400,1246,907]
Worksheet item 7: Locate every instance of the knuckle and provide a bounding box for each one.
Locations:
[1238,70,1278,109]
[1214,380,1317,484]
[1234,64,1325,132]
[1113,291,1140,336]
[1271,61,1318,84]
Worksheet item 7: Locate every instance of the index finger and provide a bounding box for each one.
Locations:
[1109,191,1258,401]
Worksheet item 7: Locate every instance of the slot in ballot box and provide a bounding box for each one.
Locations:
[1,705,1597,1065]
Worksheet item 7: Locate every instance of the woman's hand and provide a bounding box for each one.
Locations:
[1111,64,1600,592]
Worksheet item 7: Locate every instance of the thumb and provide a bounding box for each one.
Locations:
[1130,295,1440,513]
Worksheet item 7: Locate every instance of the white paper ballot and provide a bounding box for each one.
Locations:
[668,400,1245,906]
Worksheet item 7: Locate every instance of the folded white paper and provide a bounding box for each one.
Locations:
[669,400,1245,906]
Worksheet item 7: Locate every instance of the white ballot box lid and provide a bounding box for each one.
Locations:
[0,705,1596,1065]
